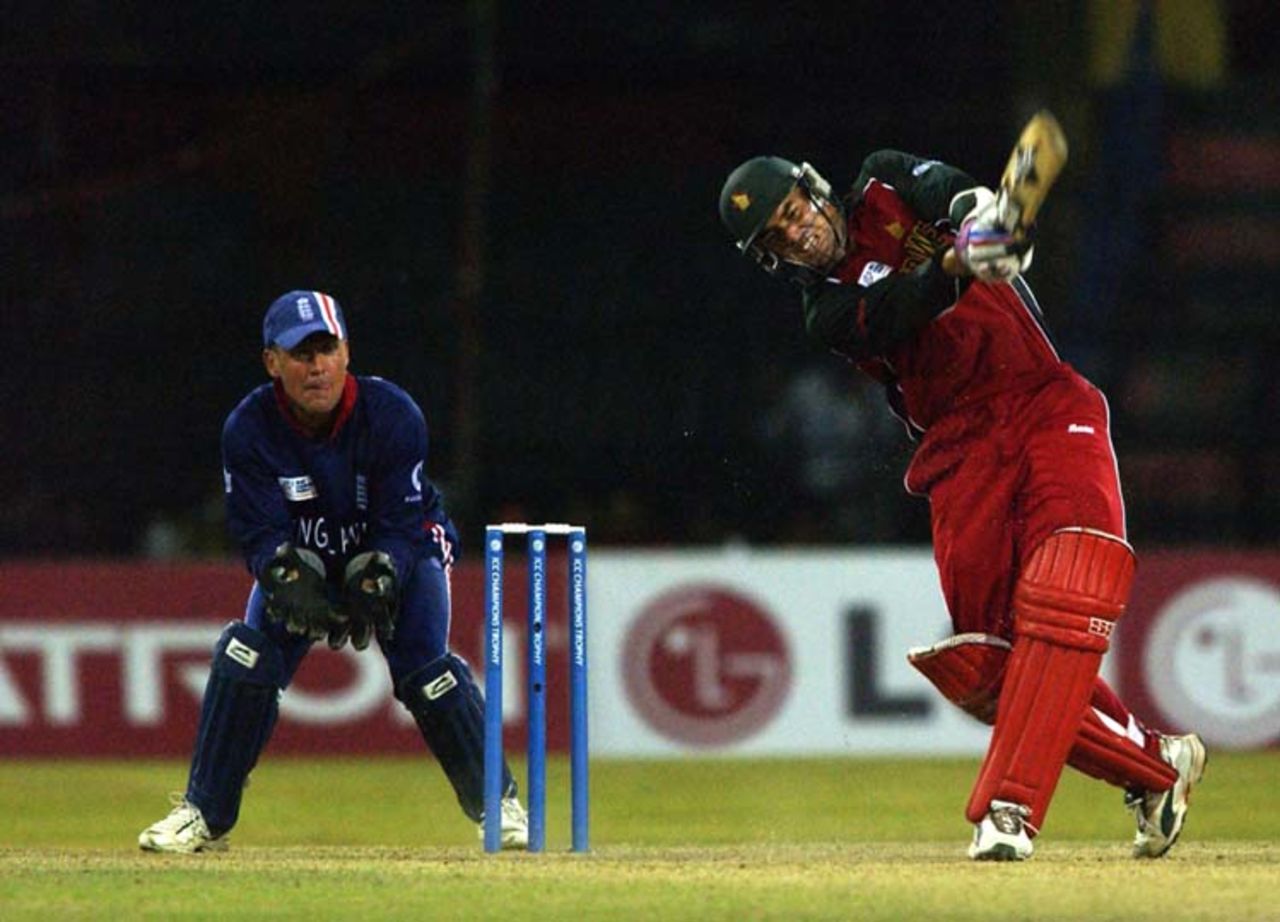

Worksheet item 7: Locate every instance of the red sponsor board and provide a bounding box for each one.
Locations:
[0,558,574,757]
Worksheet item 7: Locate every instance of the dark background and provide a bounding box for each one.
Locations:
[2,1,1277,557]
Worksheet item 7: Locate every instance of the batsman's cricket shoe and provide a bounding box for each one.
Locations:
[1127,732,1207,858]
[477,796,529,850]
[138,794,228,854]
[968,800,1034,861]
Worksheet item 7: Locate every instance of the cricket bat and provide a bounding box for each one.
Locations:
[996,109,1069,241]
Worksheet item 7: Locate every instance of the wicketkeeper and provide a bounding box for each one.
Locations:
[718,151,1205,860]
[139,290,528,852]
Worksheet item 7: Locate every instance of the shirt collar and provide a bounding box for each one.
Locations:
[272,374,359,441]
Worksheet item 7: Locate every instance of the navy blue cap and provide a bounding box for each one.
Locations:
[262,290,348,349]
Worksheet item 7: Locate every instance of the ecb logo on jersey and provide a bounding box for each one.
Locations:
[295,297,314,320]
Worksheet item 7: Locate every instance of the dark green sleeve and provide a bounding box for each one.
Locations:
[802,252,959,361]
[798,151,977,360]
[853,150,981,226]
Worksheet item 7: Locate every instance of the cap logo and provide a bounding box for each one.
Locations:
[265,290,345,346]
[731,191,751,212]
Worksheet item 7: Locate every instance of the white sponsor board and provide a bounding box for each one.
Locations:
[584,548,1117,757]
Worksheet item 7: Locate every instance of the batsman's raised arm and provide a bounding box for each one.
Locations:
[851,149,979,226]
[720,151,978,363]
[801,250,959,361]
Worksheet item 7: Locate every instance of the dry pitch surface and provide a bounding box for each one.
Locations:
[1,755,1276,920]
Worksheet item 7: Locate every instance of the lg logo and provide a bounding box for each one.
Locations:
[1144,577,1280,748]
[621,587,933,746]
[622,585,791,746]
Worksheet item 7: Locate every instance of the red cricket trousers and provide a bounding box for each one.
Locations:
[906,368,1126,639]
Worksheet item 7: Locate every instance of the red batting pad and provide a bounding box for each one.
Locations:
[965,529,1135,832]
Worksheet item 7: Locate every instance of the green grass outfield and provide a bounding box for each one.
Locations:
[1,753,1277,920]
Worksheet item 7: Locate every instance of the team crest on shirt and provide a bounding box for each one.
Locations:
[278,475,318,502]
[902,221,950,272]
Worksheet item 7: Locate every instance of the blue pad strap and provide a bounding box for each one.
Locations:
[398,652,514,822]
[187,621,285,834]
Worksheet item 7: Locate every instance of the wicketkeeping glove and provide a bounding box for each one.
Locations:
[342,550,399,651]
[261,543,334,642]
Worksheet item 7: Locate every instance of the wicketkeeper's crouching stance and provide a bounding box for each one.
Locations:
[139,290,528,853]
[719,127,1204,860]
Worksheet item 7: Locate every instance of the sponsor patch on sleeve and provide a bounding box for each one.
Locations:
[278,475,318,502]
[857,261,893,288]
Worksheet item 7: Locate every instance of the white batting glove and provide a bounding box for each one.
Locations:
[951,189,1034,282]
[949,186,998,227]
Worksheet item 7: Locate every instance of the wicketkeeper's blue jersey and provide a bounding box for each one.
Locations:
[221,374,457,589]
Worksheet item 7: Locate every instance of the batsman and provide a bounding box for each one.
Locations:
[139,290,528,852]
[719,117,1205,861]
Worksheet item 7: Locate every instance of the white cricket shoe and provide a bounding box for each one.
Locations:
[138,794,228,854]
[1127,732,1207,859]
[968,799,1034,861]
[477,796,529,850]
